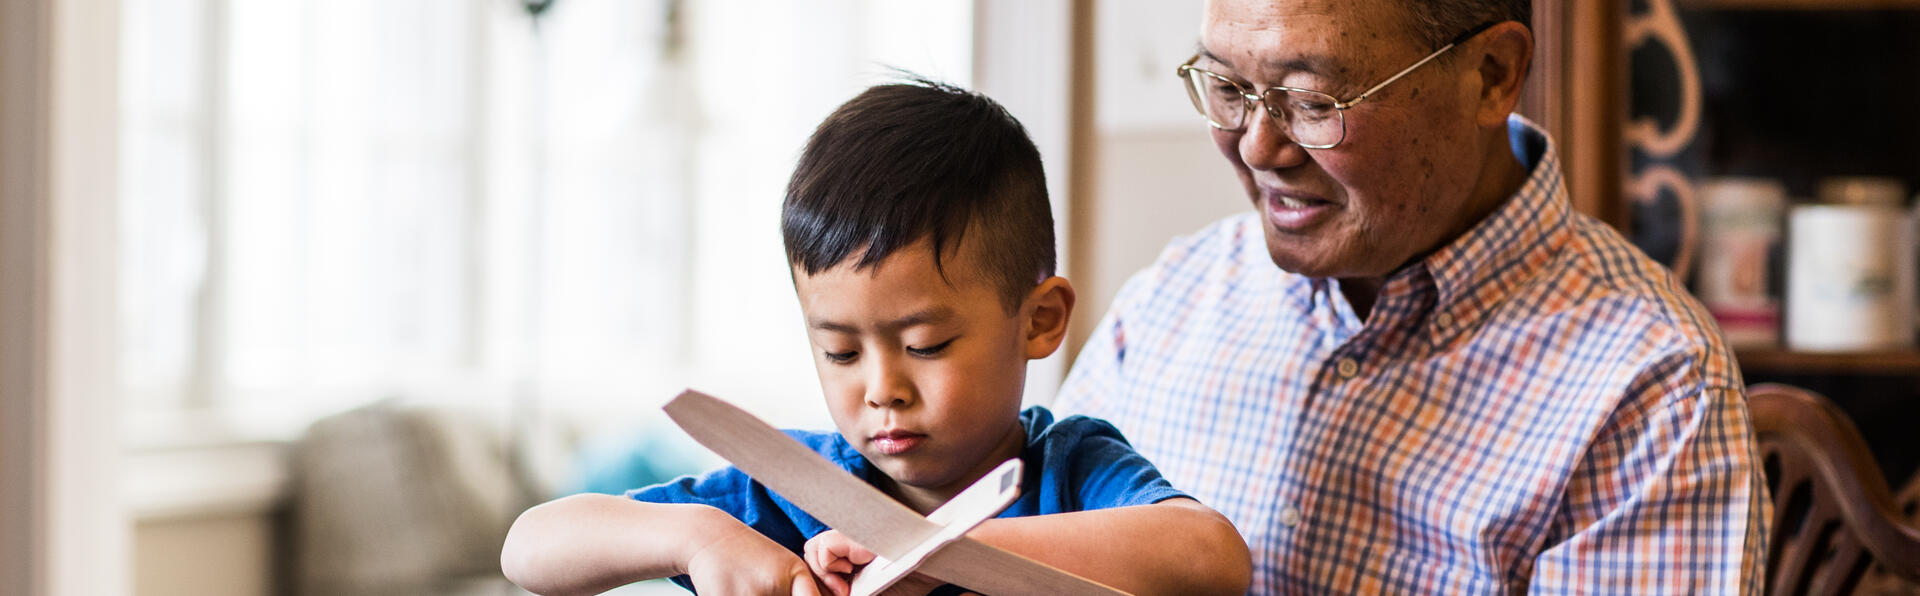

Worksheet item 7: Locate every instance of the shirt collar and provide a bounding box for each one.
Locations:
[1404,115,1572,346]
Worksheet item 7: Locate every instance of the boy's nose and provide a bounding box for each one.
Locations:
[865,389,911,409]
[863,363,915,409]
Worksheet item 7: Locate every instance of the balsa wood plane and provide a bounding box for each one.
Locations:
[663,389,1130,596]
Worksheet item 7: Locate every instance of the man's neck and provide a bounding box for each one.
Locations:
[1339,128,1529,321]
[1337,277,1384,320]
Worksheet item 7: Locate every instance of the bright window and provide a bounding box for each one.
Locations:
[119,0,980,441]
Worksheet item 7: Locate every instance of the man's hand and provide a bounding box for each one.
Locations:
[685,523,827,595]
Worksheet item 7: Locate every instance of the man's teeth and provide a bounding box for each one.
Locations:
[1278,196,1313,209]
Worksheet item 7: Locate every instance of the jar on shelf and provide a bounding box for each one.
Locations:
[1697,177,1785,349]
[1784,177,1915,352]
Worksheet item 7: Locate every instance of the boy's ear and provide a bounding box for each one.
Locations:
[1022,276,1075,360]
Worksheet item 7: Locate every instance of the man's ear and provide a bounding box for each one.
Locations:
[1469,21,1534,127]
[1022,276,1076,360]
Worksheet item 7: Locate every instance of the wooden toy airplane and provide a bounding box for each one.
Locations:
[663,389,1130,596]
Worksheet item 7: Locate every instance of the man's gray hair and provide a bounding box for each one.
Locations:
[1401,0,1531,48]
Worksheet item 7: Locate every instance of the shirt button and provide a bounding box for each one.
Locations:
[1336,358,1358,378]
[1434,312,1454,328]
[1279,505,1302,528]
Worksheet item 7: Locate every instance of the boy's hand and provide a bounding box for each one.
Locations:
[802,530,874,595]
[685,522,827,596]
[802,530,953,596]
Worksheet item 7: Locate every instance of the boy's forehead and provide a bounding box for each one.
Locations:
[807,304,959,333]
[791,243,1001,325]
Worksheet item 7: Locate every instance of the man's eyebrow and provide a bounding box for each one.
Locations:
[1196,44,1335,79]
[808,307,956,334]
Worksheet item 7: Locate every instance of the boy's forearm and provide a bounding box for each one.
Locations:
[501,494,736,596]
[964,498,1252,595]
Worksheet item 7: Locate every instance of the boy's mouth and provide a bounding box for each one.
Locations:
[870,430,927,455]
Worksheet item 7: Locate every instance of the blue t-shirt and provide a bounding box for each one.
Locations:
[628,406,1189,592]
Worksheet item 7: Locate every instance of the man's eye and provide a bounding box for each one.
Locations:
[824,350,858,364]
[907,339,955,358]
[1291,98,1335,113]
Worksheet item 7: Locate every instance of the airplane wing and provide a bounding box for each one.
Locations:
[848,458,1021,596]
[664,389,1130,595]
[914,536,1128,595]
[663,389,937,559]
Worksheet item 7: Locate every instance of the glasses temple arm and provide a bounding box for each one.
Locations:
[1336,42,1459,110]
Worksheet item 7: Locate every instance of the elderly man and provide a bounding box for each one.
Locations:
[1055,0,1770,594]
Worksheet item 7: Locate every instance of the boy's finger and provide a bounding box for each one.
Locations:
[806,546,828,575]
[791,572,827,596]
[822,572,851,596]
[825,557,856,576]
[847,547,876,566]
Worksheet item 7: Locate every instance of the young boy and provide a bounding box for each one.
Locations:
[500,79,1251,596]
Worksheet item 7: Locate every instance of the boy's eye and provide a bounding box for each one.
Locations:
[907,338,955,358]
[824,350,858,364]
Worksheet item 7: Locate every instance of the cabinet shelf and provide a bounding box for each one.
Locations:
[1735,348,1920,374]
[1679,0,1920,9]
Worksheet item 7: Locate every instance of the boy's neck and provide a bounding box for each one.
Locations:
[879,422,1028,515]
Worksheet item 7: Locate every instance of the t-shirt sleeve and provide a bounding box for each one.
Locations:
[627,465,750,510]
[1064,422,1190,510]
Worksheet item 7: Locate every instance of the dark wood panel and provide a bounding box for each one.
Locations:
[1682,0,1920,9]
[1738,349,1920,374]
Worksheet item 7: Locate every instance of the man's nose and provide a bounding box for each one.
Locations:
[1240,110,1311,170]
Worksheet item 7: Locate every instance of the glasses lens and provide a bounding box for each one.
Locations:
[1183,68,1247,130]
[1268,88,1344,148]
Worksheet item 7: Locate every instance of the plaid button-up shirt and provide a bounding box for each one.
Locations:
[1055,118,1769,594]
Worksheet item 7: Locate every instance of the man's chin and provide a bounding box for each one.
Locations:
[1262,243,1387,280]
[1263,235,1342,278]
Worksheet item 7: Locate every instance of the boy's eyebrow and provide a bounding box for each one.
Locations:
[809,307,957,334]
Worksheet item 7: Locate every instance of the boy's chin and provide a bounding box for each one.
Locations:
[869,457,955,490]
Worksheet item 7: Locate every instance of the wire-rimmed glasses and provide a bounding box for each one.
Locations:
[1175,21,1499,149]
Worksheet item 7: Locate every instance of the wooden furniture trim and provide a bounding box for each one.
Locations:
[1681,0,1920,9]
[1566,0,1627,229]
[1750,383,1920,593]
[1736,349,1920,374]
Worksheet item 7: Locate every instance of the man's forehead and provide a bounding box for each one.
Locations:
[1199,0,1410,76]
[1203,0,1339,22]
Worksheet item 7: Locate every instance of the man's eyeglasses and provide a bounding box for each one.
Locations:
[1175,21,1499,149]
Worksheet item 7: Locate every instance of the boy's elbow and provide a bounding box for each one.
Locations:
[1168,499,1253,595]
[1204,514,1254,594]
[500,495,593,595]
[500,501,552,592]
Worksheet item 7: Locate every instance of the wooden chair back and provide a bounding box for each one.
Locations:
[1750,383,1920,595]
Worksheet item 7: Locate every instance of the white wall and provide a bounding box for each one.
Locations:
[1070,0,1250,354]
[0,0,129,595]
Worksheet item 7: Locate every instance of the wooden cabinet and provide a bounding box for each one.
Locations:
[1531,0,1920,374]
[1529,0,1920,481]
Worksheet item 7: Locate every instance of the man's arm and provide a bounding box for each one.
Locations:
[500,493,823,596]
[1529,381,1770,594]
[960,498,1252,595]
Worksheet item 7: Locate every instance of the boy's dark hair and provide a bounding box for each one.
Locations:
[781,76,1054,312]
